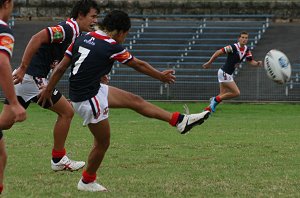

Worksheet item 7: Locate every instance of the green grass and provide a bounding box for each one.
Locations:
[1,102,300,197]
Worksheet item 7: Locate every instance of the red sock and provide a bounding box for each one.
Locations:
[82,170,96,183]
[0,184,3,194]
[169,112,180,126]
[215,96,222,103]
[52,148,66,158]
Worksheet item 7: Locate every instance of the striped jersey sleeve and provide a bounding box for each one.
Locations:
[222,45,234,54]
[65,42,74,58]
[110,49,133,64]
[0,25,14,59]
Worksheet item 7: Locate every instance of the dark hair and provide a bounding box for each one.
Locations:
[70,0,99,19]
[0,0,11,7]
[239,31,249,37]
[99,10,131,32]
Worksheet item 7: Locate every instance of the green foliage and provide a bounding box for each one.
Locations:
[2,102,300,197]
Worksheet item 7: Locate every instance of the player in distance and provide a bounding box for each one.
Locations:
[8,0,99,172]
[38,10,210,192]
[202,31,263,113]
[0,0,27,194]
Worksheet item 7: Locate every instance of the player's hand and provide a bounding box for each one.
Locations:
[257,61,263,67]
[12,67,26,84]
[10,103,26,123]
[100,75,110,84]
[160,69,176,84]
[202,62,212,69]
[37,85,53,107]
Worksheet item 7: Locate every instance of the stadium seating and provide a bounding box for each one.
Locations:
[285,63,300,97]
[109,14,272,100]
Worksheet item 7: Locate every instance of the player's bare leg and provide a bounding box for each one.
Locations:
[77,119,110,192]
[48,96,85,171]
[108,85,210,134]
[219,81,240,100]
[205,81,240,112]
[49,96,74,151]
[0,104,17,130]
[108,85,172,122]
[0,137,7,194]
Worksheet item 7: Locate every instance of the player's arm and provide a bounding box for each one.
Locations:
[126,57,175,84]
[202,49,224,69]
[248,59,263,67]
[37,56,72,107]
[246,51,263,67]
[13,29,50,84]
[0,53,26,123]
[0,53,21,105]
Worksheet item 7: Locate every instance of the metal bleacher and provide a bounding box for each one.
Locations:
[285,63,300,97]
[109,14,272,100]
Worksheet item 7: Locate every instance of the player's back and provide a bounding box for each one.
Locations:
[68,30,126,102]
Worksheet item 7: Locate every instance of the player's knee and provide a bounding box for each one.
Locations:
[130,94,144,107]
[61,105,75,120]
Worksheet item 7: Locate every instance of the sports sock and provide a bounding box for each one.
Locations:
[52,148,66,163]
[0,184,3,194]
[215,96,222,103]
[82,170,96,184]
[169,112,184,126]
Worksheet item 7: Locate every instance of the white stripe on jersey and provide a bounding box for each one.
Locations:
[0,46,12,57]
[65,50,72,57]
[66,18,80,42]
[224,45,233,54]
[0,20,8,26]
[47,27,54,42]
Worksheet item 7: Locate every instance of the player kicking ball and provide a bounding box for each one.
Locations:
[38,10,210,192]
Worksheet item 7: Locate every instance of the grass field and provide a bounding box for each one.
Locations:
[1,102,300,197]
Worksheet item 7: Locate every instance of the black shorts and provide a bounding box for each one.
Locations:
[4,90,62,109]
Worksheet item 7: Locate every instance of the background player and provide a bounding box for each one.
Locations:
[38,10,210,192]
[202,31,263,112]
[8,0,99,171]
[0,0,27,194]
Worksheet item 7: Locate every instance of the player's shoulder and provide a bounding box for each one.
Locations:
[0,21,13,35]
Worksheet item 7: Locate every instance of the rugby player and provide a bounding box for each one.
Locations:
[38,10,210,192]
[8,0,99,171]
[202,31,263,112]
[0,0,26,194]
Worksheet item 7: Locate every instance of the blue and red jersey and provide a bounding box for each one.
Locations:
[221,42,253,75]
[65,30,133,102]
[26,18,80,78]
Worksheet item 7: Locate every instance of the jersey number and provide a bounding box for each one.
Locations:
[72,46,90,75]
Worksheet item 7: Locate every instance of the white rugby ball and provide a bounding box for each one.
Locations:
[264,49,291,84]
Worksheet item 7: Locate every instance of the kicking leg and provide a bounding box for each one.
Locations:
[108,85,172,122]
[108,85,210,134]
